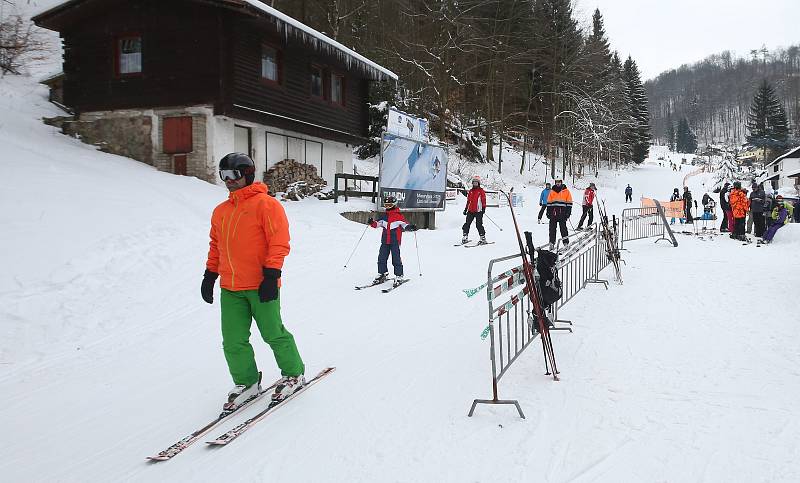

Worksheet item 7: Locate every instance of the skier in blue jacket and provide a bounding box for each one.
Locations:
[537,183,551,224]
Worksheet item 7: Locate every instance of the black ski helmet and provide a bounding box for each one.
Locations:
[733,181,742,189]
[219,152,256,185]
[383,195,398,208]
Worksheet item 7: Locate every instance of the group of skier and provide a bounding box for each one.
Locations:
[718,181,794,243]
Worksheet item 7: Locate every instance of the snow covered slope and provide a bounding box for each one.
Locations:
[2,75,800,482]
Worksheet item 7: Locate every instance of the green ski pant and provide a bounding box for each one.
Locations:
[220,288,304,386]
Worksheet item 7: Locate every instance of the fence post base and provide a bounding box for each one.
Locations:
[551,319,573,333]
[585,278,609,290]
[468,399,525,419]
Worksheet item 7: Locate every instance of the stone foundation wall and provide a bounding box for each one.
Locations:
[46,114,154,165]
[43,108,216,183]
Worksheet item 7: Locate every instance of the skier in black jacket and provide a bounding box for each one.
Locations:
[682,187,693,223]
[749,184,766,238]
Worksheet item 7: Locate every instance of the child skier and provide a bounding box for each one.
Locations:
[762,196,793,244]
[462,176,488,244]
[669,188,683,224]
[367,196,418,288]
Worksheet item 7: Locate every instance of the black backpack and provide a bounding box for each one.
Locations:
[535,249,562,309]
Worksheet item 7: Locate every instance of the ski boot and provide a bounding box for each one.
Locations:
[224,372,262,410]
[372,273,388,285]
[392,276,406,288]
[478,235,488,245]
[461,234,469,245]
[272,374,306,402]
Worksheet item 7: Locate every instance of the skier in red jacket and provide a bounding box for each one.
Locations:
[576,183,596,230]
[461,176,488,245]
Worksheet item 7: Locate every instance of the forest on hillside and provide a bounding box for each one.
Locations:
[267,0,651,177]
[646,45,800,148]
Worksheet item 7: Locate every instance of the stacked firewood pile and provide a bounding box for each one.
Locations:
[281,181,331,201]
[264,159,327,198]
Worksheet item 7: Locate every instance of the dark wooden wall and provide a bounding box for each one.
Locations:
[61,0,222,112]
[51,0,372,142]
[225,17,370,143]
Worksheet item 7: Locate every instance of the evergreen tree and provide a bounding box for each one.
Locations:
[529,0,584,177]
[609,52,634,163]
[746,79,789,160]
[622,56,651,163]
[675,117,697,153]
[665,112,675,151]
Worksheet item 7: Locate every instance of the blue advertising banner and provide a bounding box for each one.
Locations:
[379,133,448,211]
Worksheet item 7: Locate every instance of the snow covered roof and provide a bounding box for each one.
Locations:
[764,146,800,168]
[238,0,396,81]
[32,0,398,82]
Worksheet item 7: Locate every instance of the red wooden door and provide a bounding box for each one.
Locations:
[173,154,187,176]
[163,116,193,154]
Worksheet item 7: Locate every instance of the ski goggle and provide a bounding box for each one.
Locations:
[219,169,244,181]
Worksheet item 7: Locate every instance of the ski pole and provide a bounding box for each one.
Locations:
[343,223,369,269]
[414,231,422,276]
[484,213,503,231]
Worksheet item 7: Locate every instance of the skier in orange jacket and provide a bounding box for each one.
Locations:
[202,153,305,408]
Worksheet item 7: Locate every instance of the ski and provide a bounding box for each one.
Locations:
[354,279,389,290]
[206,367,336,446]
[464,241,495,248]
[454,240,472,246]
[147,377,282,461]
[381,279,409,293]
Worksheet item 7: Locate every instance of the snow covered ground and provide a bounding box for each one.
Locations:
[2,74,800,482]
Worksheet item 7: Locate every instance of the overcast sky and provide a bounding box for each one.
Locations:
[575,0,800,81]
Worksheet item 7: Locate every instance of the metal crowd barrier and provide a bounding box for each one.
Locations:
[469,224,619,419]
[620,200,678,248]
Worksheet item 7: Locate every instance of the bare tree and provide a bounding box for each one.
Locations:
[0,2,49,75]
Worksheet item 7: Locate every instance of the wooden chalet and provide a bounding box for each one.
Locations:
[33,0,397,186]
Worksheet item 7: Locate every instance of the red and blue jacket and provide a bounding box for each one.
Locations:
[370,207,409,245]
[465,187,487,213]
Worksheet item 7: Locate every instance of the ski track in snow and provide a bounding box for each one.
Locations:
[2,74,800,482]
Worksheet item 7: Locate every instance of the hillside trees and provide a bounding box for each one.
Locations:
[646,45,800,147]
[269,0,650,175]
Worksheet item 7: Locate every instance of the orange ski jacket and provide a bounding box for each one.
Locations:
[729,189,750,219]
[206,182,290,291]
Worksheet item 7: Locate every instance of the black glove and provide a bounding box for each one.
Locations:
[259,268,281,303]
[481,209,485,215]
[463,209,467,215]
[565,206,573,219]
[201,269,219,304]
[367,217,374,225]
[405,224,418,232]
